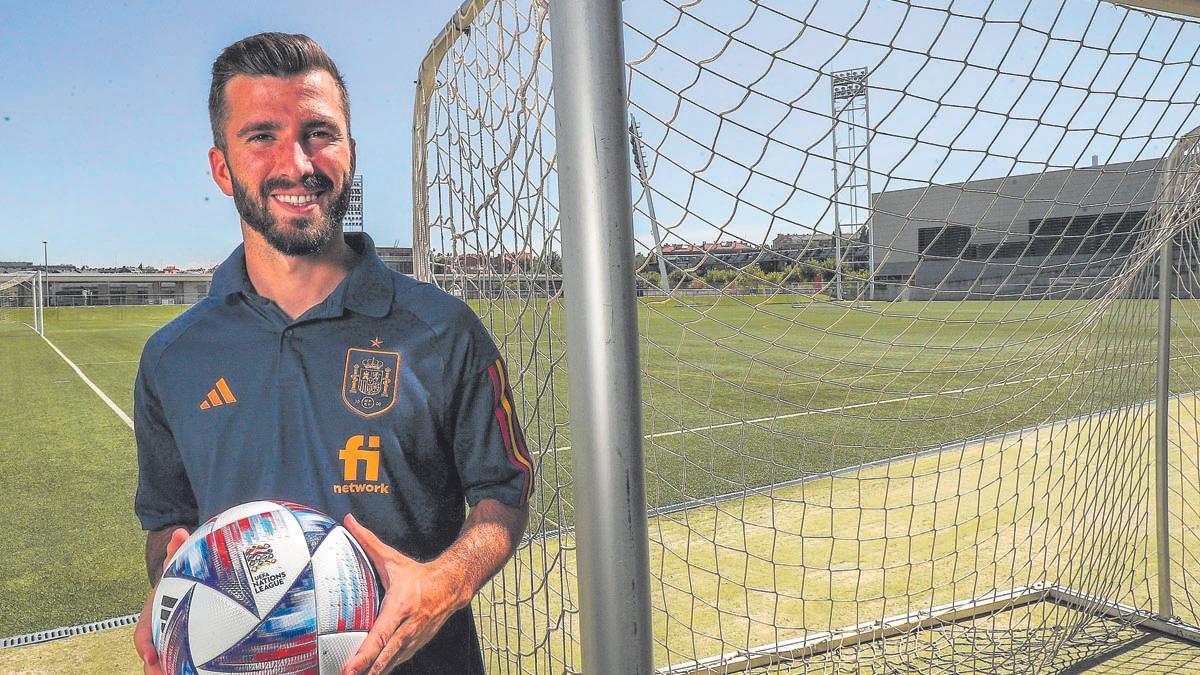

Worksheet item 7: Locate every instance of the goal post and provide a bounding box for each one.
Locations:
[547,1,655,673]
[0,272,45,336]
[413,0,1200,671]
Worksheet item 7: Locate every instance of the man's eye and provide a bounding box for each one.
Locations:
[249,133,273,142]
[308,130,334,139]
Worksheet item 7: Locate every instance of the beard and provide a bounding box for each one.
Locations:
[232,167,352,257]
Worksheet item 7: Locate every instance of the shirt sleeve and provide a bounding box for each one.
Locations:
[446,310,535,508]
[133,347,199,531]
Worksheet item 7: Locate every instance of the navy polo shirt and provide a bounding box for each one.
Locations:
[134,232,532,674]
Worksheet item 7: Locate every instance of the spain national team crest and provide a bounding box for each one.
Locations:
[342,348,401,417]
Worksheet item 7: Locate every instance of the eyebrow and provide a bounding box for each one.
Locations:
[235,118,341,139]
[302,118,340,132]
[236,121,283,138]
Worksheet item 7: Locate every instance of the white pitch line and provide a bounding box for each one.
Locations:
[534,356,1182,457]
[39,333,134,430]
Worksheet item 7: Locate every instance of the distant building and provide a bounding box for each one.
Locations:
[344,174,364,231]
[762,233,851,272]
[30,272,212,306]
[649,241,764,275]
[869,158,1164,300]
[0,261,33,273]
[377,246,414,275]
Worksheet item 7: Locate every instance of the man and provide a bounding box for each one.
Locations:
[131,33,532,675]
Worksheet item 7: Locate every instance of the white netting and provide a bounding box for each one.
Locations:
[413,1,1200,671]
[0,272,43,336]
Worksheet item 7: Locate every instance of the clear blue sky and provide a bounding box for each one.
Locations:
[5,1,1200,269]
[0,2,447,269]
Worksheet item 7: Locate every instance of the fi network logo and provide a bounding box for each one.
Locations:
[334,435,390,495]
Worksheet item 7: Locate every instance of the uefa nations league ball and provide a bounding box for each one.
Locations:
[151,500,380,674]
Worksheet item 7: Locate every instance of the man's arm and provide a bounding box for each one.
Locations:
[133,527,191,675]
[342,498,529,675]
[427,497,529,604]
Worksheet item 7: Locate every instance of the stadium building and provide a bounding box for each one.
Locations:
[39,272,212,306]
[869,158,1166,300]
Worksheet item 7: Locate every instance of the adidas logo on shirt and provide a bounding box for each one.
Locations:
[199,378,237,410]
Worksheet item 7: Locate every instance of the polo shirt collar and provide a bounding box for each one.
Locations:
[209,232,393,319]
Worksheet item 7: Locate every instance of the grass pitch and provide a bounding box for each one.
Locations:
[2,298,1199,672]
[474,394,1200,672]
[0,307,184,638]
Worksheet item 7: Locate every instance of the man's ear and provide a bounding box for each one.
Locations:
[209,146,235,197]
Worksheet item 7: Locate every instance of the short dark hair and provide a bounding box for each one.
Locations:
[209,32,350,150]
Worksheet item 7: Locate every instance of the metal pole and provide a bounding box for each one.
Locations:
[1156,218,1176,620]
[37,272,43,335]
[629,114,671,292]
[863,89,875,302]
[42,241,48,328]
[32,271,40,335]
[38,271,44,335]
[548,1,654,672]
[830,83,845,302]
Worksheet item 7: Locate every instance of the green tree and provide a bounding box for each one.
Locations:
[703,268,737,287]
[734,264,766,288]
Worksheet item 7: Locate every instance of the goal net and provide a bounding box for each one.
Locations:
[0,272,44,337]
[414,0,1200,671]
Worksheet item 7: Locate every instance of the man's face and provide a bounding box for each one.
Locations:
[208,70,355,257]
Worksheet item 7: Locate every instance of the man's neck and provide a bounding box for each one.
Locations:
[241,225,359,321]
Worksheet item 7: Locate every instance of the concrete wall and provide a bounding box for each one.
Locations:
[869,159,1167,299]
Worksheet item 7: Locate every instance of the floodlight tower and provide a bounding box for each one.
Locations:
[830,67,874,300]
[629,114,671,292]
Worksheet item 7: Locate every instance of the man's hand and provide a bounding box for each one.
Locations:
[341,514,469,675]
[133,527,190,675]
[340,499,527,674]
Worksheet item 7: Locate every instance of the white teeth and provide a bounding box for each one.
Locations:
[275,194,318,206]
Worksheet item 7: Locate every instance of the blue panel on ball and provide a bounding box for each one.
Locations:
[200,563,318,673]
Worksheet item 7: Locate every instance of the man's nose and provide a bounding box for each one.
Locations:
[274,139,315,181]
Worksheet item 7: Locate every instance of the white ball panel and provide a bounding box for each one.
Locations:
[312,527,353,634]
[311,527,377,635]
[318,632,369,675]
[186,583,262,664]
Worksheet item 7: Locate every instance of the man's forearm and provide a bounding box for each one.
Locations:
[429,498,529,608]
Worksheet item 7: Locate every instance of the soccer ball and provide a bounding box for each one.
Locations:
[152,500,379,673]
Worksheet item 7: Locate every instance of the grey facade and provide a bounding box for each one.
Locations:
[869,159,1166,300]
[378,246,414,275]
[39,273,211,306]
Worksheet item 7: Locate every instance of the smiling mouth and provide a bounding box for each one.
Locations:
[272,192,323,207]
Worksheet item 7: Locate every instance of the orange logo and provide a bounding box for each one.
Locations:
[334,435,390,495]
[199,378,237,410]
